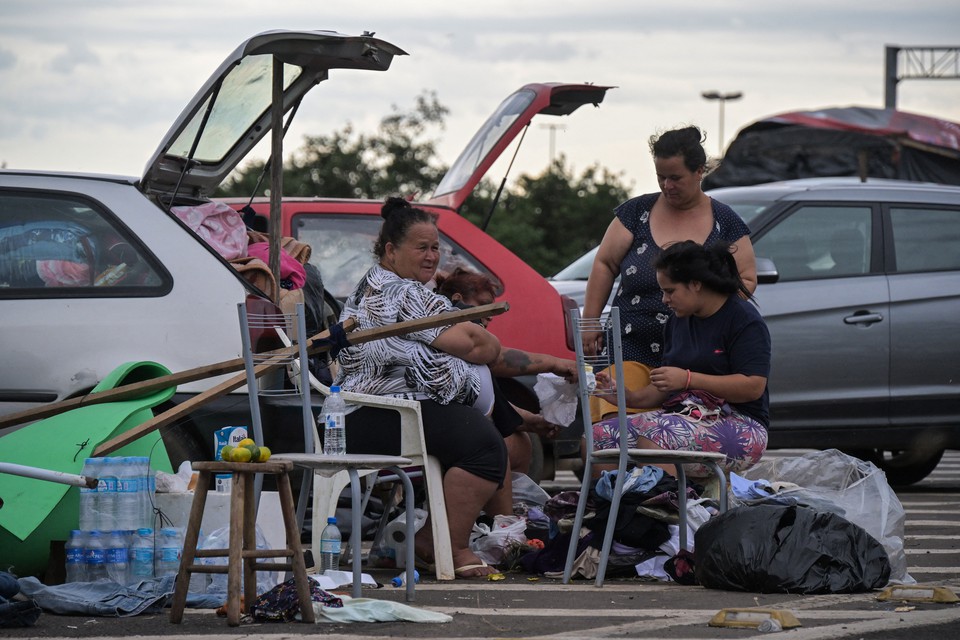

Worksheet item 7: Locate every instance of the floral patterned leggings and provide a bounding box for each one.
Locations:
[592,408,768,476]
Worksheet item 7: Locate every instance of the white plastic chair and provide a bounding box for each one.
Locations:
[238,303,417,599]
[562,307,729,587]
[273,326,455,581]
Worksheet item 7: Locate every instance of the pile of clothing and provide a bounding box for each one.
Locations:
[515,466,717,582]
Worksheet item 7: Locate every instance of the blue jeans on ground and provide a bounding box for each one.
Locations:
[0,570,41,628]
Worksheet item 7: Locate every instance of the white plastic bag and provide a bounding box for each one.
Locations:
[534,373,579,427]
[154,460,193,493]
[200,525,280,594]
[469,514,527,565]
[512,472,550,508]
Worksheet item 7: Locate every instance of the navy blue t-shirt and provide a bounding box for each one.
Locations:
[662,296,771,426]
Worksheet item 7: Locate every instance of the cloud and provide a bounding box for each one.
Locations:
[49,42,101,74]
[1,0,959,193]
[0,47,15,71]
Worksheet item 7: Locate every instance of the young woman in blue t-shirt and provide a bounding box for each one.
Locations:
[593,240,771,475]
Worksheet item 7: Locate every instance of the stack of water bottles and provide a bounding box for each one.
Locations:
[67,456,173,585]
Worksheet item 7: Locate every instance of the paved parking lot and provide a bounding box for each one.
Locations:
[6,452,960,639]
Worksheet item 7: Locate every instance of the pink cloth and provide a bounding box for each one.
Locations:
[37,260,90,286]
[246,242,306,289]
[171,202,248,260]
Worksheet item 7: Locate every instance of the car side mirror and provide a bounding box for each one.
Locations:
[756,257,780,285]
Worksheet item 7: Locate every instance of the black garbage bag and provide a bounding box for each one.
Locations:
[694,503,891,594]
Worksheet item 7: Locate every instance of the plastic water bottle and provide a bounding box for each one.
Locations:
[65,530,87,583]
[319,517,341,572]
[583,364,597,393]
[390,569,420,588]
[85,530,108,581]
[116,458,139,531]
[130,528,155,581]
[98,458,120,532]
[322,387,347,455]
[757,618,783,633]
[79,458,102,531]
[105,530,129,585]
[157,527,182,578]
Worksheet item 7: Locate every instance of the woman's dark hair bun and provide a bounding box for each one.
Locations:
[381,196,411,220]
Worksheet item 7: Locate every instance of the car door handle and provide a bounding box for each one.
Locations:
[843,310,884,325]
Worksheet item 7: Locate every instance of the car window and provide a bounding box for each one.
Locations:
[292,214,498,299]
[167,55,302,164]
[754,205,872,281]
[715,199,772,226]
[433,89,537,198]
[889,206,960,273]
[552,246,598,280]
[0,191,166,296]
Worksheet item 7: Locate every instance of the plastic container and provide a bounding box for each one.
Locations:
[130,528,155,580]
[65,529,87,583]
[322,387,347,455]
[79,458,103,531]
[105,530,129,585]
[319,517,342,572]
[390,569,420,588]
[583,364,596,393]
[84,530,108,581]
[156,527,182,578]
[214,426,247,492]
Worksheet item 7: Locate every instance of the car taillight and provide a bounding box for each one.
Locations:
[560,294,579,352]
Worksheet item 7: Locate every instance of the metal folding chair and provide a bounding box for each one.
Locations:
[562,307,728,587]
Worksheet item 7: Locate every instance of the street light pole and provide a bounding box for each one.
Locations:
[539,123,566,165]
[701,90,743,156]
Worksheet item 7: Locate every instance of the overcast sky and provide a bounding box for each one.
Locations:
[2,0,959,194]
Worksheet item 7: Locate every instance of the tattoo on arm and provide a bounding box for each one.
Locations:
[498,348,536,374]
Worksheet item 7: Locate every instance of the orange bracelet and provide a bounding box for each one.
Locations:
[684,369,692,391]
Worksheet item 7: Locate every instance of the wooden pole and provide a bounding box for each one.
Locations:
[89,302,508,456]
[0,302,509,432]
[0,320,354,431]
[268,56,284,304]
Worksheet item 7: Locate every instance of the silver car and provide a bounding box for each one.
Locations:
[550,177,960,485]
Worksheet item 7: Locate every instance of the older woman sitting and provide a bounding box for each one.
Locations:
[332,197,506,578]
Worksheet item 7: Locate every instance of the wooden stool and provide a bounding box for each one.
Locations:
[169,460,316,626]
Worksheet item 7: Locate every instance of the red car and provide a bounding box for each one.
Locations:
[224,82,614,479]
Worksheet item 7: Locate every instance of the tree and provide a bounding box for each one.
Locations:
[217,91,449,199]
[218,93,632,276]
[461,156,631,275]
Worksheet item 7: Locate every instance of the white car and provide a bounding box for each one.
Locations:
[0,31,406,466]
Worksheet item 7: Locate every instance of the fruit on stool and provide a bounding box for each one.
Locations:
[219,439,272,463]
[230,447,253,463]
[243,444,261,462]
